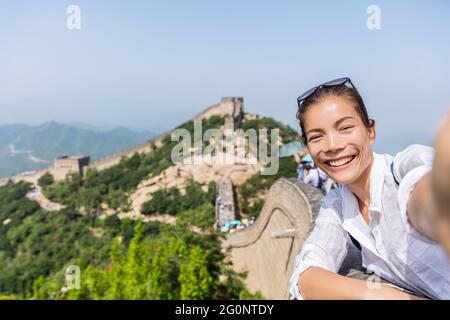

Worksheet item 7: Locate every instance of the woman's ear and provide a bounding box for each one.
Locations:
[368,119,376,144]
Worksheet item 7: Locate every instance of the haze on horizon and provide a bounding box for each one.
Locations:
[1,0,450,153]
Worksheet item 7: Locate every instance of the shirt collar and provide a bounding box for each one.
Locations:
[341,152,386,217]
[340,152,387,256]
[368,152,386,213]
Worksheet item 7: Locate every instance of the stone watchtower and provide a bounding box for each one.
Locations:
[51,155,90,181]
[221,97,244,132]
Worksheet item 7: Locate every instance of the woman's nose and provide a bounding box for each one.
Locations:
[323,133,343,153]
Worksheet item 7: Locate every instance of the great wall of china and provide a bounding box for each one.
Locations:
[88,97,244,171]
[223,178,324,299]
[0,97,245,186]
[0,97,330,299]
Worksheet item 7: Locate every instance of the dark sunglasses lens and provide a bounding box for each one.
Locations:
[323,77,350,87]
[297,86,318,103]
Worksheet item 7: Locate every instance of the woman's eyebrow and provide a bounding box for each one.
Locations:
[306,128,325,135]
[335,116,355,127]
[306,116,356,135]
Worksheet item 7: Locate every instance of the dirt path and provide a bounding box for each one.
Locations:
[27,185,66,211]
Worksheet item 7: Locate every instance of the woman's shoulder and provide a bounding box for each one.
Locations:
[391,144,434,180]
[393,144,434,160]
[375,144,433,161]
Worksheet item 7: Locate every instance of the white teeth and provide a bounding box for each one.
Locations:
[328,156,354,167]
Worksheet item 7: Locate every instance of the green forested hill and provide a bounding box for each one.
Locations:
[0,114,300,300]
[0,181,259,300]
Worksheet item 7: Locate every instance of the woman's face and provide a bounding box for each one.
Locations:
[302,96,376,185]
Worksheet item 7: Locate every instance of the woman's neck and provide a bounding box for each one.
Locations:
[347,155,374,211]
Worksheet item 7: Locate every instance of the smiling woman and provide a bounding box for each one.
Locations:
[288,78,450,300]
[302,98,375,191]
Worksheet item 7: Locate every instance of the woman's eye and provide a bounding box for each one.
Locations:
[308,135,321,142]
[340,125,354,132]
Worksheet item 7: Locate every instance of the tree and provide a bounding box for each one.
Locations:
[106,239,126,299]
[38,172,54,187]
[83,265,108,300]
[207,181,217,205]
[123,221,149,299]
[177,203,215,229]
[179,246,213,299]
[149,237,187,299]
[32,275,47,300]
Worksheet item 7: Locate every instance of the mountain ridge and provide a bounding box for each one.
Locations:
[0,122,159,178]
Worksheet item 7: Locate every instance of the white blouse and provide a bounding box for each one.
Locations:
[288,144,450,300]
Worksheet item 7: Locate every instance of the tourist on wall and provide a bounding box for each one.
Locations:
[289,77,450,300]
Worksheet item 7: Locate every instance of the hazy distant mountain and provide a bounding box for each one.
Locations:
[0,122,159,178]
[67,122,167,134]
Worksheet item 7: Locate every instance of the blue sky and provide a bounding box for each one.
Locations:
[0,0,449,153]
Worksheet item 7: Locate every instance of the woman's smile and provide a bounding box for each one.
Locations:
[323,154,357,171]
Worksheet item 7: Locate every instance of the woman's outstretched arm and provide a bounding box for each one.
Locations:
[290,190,427,300]
[298,267,425,300]
[288,190,349,300]
[431,109,450,255]
[407,109,450,253]
[406,173,437,240]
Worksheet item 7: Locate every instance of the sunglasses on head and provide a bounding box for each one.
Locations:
[297,77,356,109]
